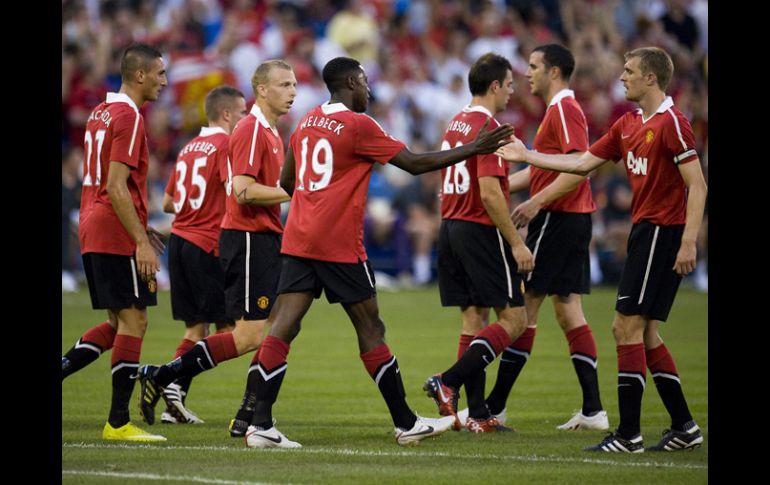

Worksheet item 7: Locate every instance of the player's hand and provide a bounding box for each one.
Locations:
[673,240,697,276]
[495,135,528,162]
[511,243,534,274]
[136,240,160,282]
[473,119,515,154]
[147,226,167,255]
[512,199,541,228]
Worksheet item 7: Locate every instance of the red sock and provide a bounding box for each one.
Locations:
[457,334,474,360]
[111,334,142,367]
[258,335,290,370]
[174,338,196,359]
[361,344,393,378]
[617,343,646,376]
[510,326,536,353]
[474,323,513,355]
[566,325,597,360]
[646,343,678,375]
[82,321,116,351]
[204,332,238,365]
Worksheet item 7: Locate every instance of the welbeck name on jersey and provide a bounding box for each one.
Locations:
[298,115,345,135]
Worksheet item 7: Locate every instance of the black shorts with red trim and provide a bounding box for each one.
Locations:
[277,255,377,304]
[437,219,525,308]
[82,252,158,310]
[218,229,282,321]
[525,210,592,297]
[616,221,684,322]
[167,234,232,324]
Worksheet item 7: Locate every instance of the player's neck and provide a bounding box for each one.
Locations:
[118,86,146,108]
[544,81,569,105]
[256,99,279,129]
[209,119,230,134]
[638,90,666,119]
[469,96,497,116]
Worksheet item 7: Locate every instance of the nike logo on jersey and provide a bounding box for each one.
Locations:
[273,147,279,154]
[621,134,631,139]
[617,295,631,300]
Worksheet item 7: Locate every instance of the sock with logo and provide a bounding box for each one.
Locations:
[442,323,512,390]
[566,325,603,415]
[646,343,693,431]
[62,321,115,380]
[251,336,290,429]
[108,334,142,428]
[154,333,238,387]
[485,326,535,415]
[362,343,416,430]
[616,343,646,439]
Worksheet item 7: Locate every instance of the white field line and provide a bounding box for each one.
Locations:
[62,470,292,485]
[63,442,707,470]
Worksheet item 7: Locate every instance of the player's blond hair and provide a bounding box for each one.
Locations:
[251,60,293,96]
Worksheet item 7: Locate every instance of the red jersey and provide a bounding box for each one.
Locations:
[79,93,151,256]
[281,102,406,263]
[221,104,285,234]
[439,105,509,226]
[530,90,596,213]
[589,97,699,225]
[165,127,230,255]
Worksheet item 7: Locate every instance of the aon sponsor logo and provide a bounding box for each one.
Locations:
[626,152,648,175]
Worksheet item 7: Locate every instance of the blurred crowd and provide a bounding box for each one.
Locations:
[62,0,708,292]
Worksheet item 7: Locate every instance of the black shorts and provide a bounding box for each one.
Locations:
[525,211,592,297]
[167,234,232,324]
[219,229,282,320]
[82,252,157,310]
[277,255,377,304]
[616,221,684,322]
[438,219,525,308]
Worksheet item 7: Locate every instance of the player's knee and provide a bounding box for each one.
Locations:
[497,311,527,339]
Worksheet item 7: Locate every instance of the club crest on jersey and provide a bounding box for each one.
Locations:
[257,296,270,310]
[645,130,654,144]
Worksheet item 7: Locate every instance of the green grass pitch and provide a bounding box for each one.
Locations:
[62,286,707,484]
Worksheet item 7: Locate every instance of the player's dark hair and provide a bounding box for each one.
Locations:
[204,85,245,121]
[468,53,513,96]
[322,57,363,94]
[532,44,575,81]
[120,43,162,81]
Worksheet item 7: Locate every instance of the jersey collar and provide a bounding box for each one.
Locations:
[549,89,575,106]
[250,103,278,135]
[321,102,350,115]
[106,92,139,111]
[461,104,493,117]
[199,126,227,137]
[637,96,675,123]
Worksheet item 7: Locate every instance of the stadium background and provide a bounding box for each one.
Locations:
[62,0,708,293]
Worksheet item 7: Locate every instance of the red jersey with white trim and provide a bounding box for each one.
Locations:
[221,104,284,234]
[588,97,698,225]
[164,127,229,255]
[530,90,595,213]
[439,105,509,226]
[79,92,151,256]
[281,102,406,263]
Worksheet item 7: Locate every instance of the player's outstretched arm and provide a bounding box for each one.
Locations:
[389,120,514,175]
[497,138,602,176]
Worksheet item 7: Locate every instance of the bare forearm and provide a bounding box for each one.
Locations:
[530,173,586,207]
[508,167,530,194]
[236,182,290,206]
[481,186,524,248]
[392,144,483,175]
[107,184,150,246]
[682,182,707,245]
[525,151,590,175]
